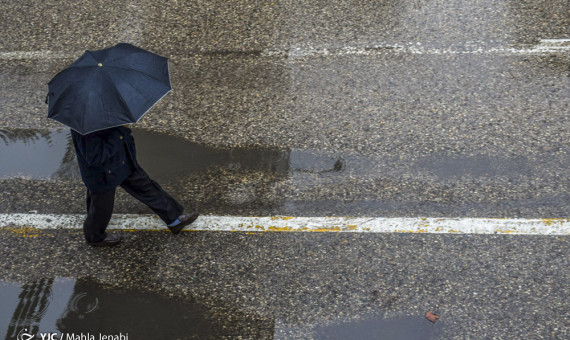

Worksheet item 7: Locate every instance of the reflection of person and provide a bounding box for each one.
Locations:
[5,278,54,339]
[71,125,198,246]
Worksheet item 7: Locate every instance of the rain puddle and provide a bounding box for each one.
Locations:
[313,315,442,340]
[0,278,272,339]
[1,278,443,339]
[0,128,547,215]
[0,129,76,180]
[0,128,350,180]
[415,154,531,179]
[0,128,533,181]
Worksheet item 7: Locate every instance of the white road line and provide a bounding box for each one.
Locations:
[0,50,80,59]
[268,39,570,58]
[1,214,569,235]
[1,39,568,60]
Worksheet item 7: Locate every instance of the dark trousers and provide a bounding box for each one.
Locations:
[83,168,184,243]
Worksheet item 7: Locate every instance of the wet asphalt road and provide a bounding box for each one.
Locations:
[1,0,569,339]
[1,229,568,339]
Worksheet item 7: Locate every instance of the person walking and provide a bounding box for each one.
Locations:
[71,125,199,247]
[45,43,196,246]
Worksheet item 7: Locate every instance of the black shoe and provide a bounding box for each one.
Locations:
[88,233,122,247]
[168,212,199,234]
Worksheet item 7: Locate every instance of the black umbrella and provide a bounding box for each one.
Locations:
[46,43,172,135]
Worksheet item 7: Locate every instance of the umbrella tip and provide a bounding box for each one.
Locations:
[98,63,103,67]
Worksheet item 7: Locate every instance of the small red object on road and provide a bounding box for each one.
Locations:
[425,311,440,323]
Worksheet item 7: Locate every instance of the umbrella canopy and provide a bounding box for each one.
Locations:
[47,43,172,135]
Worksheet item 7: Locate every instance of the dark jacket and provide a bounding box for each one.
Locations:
[71,126,140,192]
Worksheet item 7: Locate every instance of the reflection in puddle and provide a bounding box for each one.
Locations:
[0,278,272,339]
[0,279,443,339]
[1,128,534,181]
[0,129,348,181]
[0,128,548,215]
[0,129,79,180]
[132,129,291,180]
[313,315,442,340]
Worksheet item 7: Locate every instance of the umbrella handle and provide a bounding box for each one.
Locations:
[45,92,53,104]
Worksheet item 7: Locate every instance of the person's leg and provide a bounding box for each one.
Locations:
[83,188,116,243]
[120,168,185,225]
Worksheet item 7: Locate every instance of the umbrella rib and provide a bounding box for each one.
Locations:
[67,64,98,69]
[101,71,136,121]
[123,75,155,115]
[106,64,170,85]
[103,50,149,65]
[121,69,157,108]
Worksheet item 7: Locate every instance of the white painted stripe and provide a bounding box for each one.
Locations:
[515,38,570,54]
[1,214,569,235]
[0,50,80,59]
[263,39,570,58]
[1,39,568,60]
[270,39,570,59]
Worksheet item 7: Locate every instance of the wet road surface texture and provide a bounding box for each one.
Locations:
[1,0,569,339]
[0,229,567,339]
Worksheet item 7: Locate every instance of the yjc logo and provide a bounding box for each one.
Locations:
[17,328,34,340]
[17,329,62,340]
